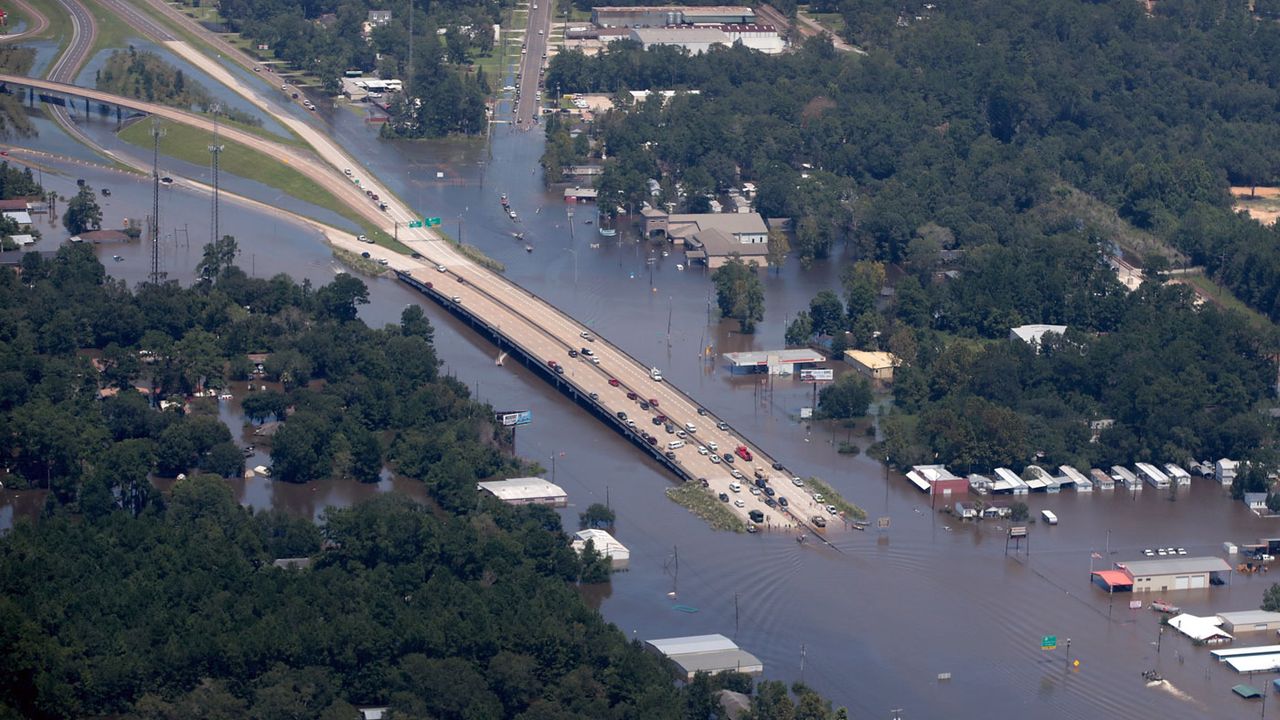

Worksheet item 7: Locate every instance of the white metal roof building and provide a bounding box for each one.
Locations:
[1134,462,1171,489]
[1009,324,1067,351]
[630,27,731,53]
[1059,465,1091,491]
[1168,614,1233,643]
[1118,556,1232,593]
[992,467,1029,494]
[1111,465,1141,489]
[477,477,568,506]
[645,634,763,680]
[571,529,630,570]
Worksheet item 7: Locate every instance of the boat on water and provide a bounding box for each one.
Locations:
[1150,599,1180,614]
[1143,670,1164,684]
[500,193,509,207]
[525,244,533,253]
[512,232,525,240]
[598,227,616,237]
[509,210,518,220]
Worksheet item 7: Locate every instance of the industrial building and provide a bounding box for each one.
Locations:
[630,27,731,54]
[842,350,899,383]
[906,465,968,495]
[477,477,568,506]
[1217,610,1280,634]
[571,529,630,570]
[592,5,756,28]
[1114,556,1233,593]
[644,634,763,681]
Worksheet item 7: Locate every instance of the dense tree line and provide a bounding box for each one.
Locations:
[549,1,1280,315]
[0,245,846,719]
[97,47,211,109]
[210,0,496,135]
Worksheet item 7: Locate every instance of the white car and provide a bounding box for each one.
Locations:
[697,446,708,455]
[707,441,718,452]
[813,494,824,503]
[827,505,838,515]
[709,455,721,464]
[357,234,368,243]
[749,486,761,496]
[734,499,745,508]
[729,482,741,493]
[731,470,743,479]
[451,296,462,303]
[436,264,447,272]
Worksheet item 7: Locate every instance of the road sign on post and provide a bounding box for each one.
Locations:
[407,220,423,228]
[426,217,442,227]
[1041,635,1057,650]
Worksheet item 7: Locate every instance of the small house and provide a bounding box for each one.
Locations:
[1111,465,1141,490]
[967,474,992,495]
[953,502,978,519]
[1244,493,1268,513]
[843,350,900,383]
[1135,462,1171,489]
[1163,463,1192,487]
[1090,468,1115,490]
[1217,459,1239,486]
[571,528,630,570]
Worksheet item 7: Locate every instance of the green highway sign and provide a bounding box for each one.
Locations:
[1041,635,1057,650]
[426,217,442,227]
[407,220,423,228]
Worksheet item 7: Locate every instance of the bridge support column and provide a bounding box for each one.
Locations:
[85,97,89,115]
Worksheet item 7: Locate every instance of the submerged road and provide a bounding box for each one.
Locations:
[7,51,844,535]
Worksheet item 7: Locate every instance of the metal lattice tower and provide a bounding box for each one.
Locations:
[209,105,224,246]
[148,119,166,285]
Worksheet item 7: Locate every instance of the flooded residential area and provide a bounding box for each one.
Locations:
[6,2,1280,718]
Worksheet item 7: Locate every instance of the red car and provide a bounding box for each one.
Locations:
[608,378,620,387]
[648,398,659,407]
[547,360,558,368]
[655,414,667,423]
[626,391,638,400]
[736,445,753,462]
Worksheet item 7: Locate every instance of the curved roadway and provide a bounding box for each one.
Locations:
[0,0,50,44]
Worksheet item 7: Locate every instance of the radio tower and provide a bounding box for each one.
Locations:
[148,119,166,285]
[208,104,224,245]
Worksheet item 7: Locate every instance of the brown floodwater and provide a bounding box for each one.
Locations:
[3,92,1277,719]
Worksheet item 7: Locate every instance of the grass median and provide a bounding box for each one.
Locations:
[118,118,406,253]
[667,482,746,532]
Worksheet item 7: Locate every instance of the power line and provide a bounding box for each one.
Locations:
[208,104,224,246]
[148,118,166,285]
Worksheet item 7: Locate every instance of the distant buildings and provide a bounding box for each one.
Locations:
[906,464,968,495]
[592,5,756,27]
[1009,324,1067,352]
[642,209,769,269]
[1217,459,1239,486]
[339,76,402,102]
[630,27,731,54]
[1244,492,1268,513]
[842,350,899,383]
[477,477,568,506]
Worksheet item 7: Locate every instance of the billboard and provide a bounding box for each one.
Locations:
[800,368,834,382]
[496,410,533,426]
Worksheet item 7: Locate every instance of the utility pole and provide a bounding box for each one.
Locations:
[148,119,166,285]
[208,104,224,246]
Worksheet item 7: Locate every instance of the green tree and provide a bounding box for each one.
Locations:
[712,256,765,333]
[579,502,616,529]
[808,291,845,336]
[63,185,102,234]
[767,228,791,272]
[197,235,239,282]
[818,373,873,419]
[1264,584,1280,612]
[1010,501,1030,522]
[785,310,813,347]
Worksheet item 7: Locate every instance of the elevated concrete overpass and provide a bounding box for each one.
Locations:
[2,76,842,536]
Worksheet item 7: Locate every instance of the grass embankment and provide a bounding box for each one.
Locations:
[82,0,145,58]
[1180,274,1275,330]
[1037,183,1185,265]
[799,9,846,34]
[433,227,506,272]
[25,0,70,67]
[666,483,746,532]
[117,119,401,251]
[802,477,866,520]
[333,247,391,277]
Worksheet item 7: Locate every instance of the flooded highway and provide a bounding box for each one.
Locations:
[4,46,1280,718]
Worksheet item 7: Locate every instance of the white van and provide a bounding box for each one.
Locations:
[707,441,718,452]
[667,440,685,451]
[729,482,741,493]
[684,422,697,433]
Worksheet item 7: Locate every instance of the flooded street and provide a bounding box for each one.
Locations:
[5,75,1280,718]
